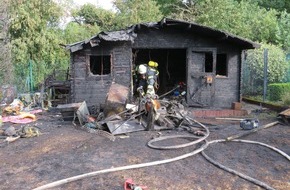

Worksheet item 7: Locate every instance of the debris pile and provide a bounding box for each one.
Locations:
[0,87,44,146]
[0,125,41,146]
[61,91,206,141]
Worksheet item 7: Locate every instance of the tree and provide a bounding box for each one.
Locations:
[67,1,163,42]
[63,22,100,44]
[72,3,117,31]
[172,0,278,44]
[276,11,290,52]
[0,0,12,84]
[9,0,68,91]
[237,0,290,13]
[154,0,183,16]
[243,43,289,94]
[113,0,163,28]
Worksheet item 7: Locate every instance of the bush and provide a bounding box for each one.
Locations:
[246,44,289,83]
[242,43,289,96]
[268,83,290,101]
[281,92,290,106]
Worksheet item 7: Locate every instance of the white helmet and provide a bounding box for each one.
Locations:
[137,64,147,74]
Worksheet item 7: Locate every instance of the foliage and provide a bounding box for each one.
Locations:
[275,11,290,52]
[154,0,202,17]
[236,0,290,13]
[268,83,290,101]
[72,3,117,31]
[113,0,163,28]
[72,1,162,33]
[242,43,289,95]
[154,0,183,16]
[0,0,12,85]
[172,0,279,44]
[247,43,289,83]
[281,92,290,106]
[9,0,69,91]
[63,22,100,44]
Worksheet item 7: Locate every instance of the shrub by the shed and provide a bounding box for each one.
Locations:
[268,83,290,101]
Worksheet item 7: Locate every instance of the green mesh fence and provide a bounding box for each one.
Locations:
[242,53,290,97]
[242,59,264,96]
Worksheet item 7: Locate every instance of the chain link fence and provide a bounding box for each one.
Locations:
[242,51,290,99]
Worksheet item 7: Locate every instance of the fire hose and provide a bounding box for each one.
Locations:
[33,119,289,190]
[202,139,290,190]
[33,119,209,190]
[33,86,289,190]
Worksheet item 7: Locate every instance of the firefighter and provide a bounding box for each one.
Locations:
[134,61,159,97]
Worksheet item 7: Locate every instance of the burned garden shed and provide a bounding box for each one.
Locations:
[66,17,260,110]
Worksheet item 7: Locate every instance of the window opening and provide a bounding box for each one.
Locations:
[205,52,213,73]
[89,55,111,75]
[216,54,227,76]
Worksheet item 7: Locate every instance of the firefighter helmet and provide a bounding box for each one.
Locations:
[137,64,147,74]
[148,61,158,68]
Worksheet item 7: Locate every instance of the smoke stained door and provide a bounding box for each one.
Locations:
[187,48,216,107]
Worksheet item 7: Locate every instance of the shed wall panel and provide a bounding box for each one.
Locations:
[71,42,132,108]
[214,51,241,108]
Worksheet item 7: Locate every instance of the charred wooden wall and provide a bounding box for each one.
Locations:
[133,28,242,108]
[70,42,132,110]
[70,28,243,109]
[214,49,241,108]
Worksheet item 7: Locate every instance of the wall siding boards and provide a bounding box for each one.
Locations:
[70,27,245,109]
[71,42,132,108]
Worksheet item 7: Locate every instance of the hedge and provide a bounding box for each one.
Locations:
[268,83,290,101]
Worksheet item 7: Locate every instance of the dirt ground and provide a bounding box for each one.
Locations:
[0,103,289,190]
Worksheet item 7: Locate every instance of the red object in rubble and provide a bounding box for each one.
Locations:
[124,178,148,190]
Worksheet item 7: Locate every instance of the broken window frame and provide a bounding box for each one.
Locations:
[87,54,112,76]
[216,53,228,77]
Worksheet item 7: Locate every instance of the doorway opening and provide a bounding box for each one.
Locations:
[132,49,187,95]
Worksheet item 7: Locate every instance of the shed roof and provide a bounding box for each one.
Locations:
[66,17,260,53]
